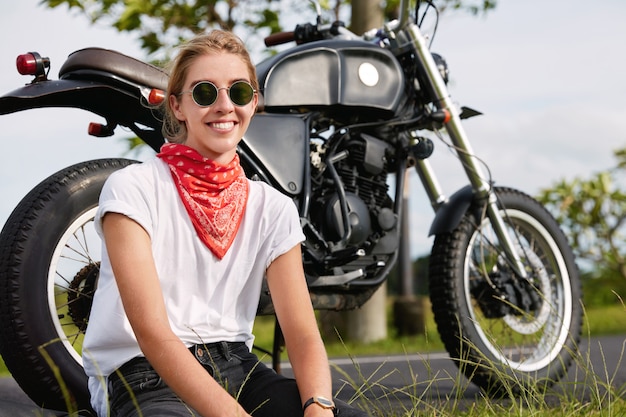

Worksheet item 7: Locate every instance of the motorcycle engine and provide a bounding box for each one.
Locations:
[313,133,397,252]
[323,192,371,245]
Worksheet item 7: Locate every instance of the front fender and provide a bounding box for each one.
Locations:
[428,185,474,236]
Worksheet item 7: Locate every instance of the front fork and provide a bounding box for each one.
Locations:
[405,23,528,280]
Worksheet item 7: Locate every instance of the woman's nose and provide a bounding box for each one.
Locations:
[213,87,235,111]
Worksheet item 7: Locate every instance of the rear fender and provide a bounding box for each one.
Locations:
[1,79,142,119]
[0,79,165,151]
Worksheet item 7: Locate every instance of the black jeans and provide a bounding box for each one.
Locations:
[107,342,369,417]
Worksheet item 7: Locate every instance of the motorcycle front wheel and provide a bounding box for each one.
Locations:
[0,158,137,413]
[428,186,582,396]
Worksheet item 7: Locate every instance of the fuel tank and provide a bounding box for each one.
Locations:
[256,39,405,119]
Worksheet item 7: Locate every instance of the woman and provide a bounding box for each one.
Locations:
[82,30,369,417]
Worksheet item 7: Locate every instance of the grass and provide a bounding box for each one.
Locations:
[247,302,626,416]
[1,303,624,373]
[251,301,626,359]
[1,302,626,416]
[252,297,444,358]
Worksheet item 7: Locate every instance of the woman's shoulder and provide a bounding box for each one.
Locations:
[105,157,167,186]
[248,180,293,205]
[246,181,300,224]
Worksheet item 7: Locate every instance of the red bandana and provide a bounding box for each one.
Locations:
[157,143,249,259]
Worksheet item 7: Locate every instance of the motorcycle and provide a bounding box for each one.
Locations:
[0,0,582,413]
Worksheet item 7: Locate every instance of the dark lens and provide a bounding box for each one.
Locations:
[229,81,254,106]
[192,82,218,106]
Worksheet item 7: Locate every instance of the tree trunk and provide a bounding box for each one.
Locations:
[349,0,383,35]
[393,172,425,336]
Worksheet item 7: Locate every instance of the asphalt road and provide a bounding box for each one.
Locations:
[1,334,625,416]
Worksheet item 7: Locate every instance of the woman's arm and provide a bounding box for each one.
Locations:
[266,245,335,417]
[101,212,251,417]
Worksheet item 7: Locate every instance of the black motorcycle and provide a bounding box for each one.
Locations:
[0,0,582,413]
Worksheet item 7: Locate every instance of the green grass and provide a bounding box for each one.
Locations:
[1,303,626,416]
[1,303,623,376]
[248,302,626,416]
[582,303,626,335]
[253,298,444,358]
[252,301,626,359]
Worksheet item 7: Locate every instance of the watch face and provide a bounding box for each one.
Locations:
[316,397,334,408]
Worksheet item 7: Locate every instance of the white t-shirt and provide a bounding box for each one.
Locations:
[82,157,305,415]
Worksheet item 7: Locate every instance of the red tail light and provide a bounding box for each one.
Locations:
[16,52,50,80]
[148,88,165,105]
[88,122,115,137]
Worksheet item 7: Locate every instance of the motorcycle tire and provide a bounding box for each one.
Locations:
[428,186,582,397]
[0,158,138,413]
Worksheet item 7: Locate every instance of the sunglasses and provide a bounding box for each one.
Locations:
[178,80,256,107]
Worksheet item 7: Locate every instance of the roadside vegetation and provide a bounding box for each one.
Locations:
[3,301,624,416]
[251,299,626,359]
[1,301,624,375]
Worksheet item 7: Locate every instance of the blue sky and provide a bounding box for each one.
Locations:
[1,0,625,257]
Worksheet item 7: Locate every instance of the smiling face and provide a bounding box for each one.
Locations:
[169,52,258,164]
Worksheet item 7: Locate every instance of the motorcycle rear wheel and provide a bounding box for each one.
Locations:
[0,159,136,413]
[428,186,582,396]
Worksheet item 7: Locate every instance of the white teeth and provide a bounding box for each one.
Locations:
[211,122,234,129]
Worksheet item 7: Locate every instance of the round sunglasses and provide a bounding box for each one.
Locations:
[178,80,256,107]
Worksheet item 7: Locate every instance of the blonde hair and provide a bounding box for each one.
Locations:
[162,30,258,143]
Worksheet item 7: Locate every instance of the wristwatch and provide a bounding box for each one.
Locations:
[303,396,335,411]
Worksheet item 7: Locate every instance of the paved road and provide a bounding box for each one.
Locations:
[2,334,625,416]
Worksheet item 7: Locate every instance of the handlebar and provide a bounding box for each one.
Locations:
[263,21,358,48]
[264,31,295,47]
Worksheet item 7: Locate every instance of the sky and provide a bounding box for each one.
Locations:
[0,0,625,258]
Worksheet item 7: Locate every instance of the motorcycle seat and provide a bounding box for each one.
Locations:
[59,47,169,91]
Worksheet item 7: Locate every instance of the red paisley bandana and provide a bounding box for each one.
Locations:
[157,143,249,259]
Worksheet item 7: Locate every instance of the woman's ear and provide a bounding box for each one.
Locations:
[169,94,185,121]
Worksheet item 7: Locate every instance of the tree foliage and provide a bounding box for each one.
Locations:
[537,148,626,298]
[44,0,288,58]
[41,0,496,59]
